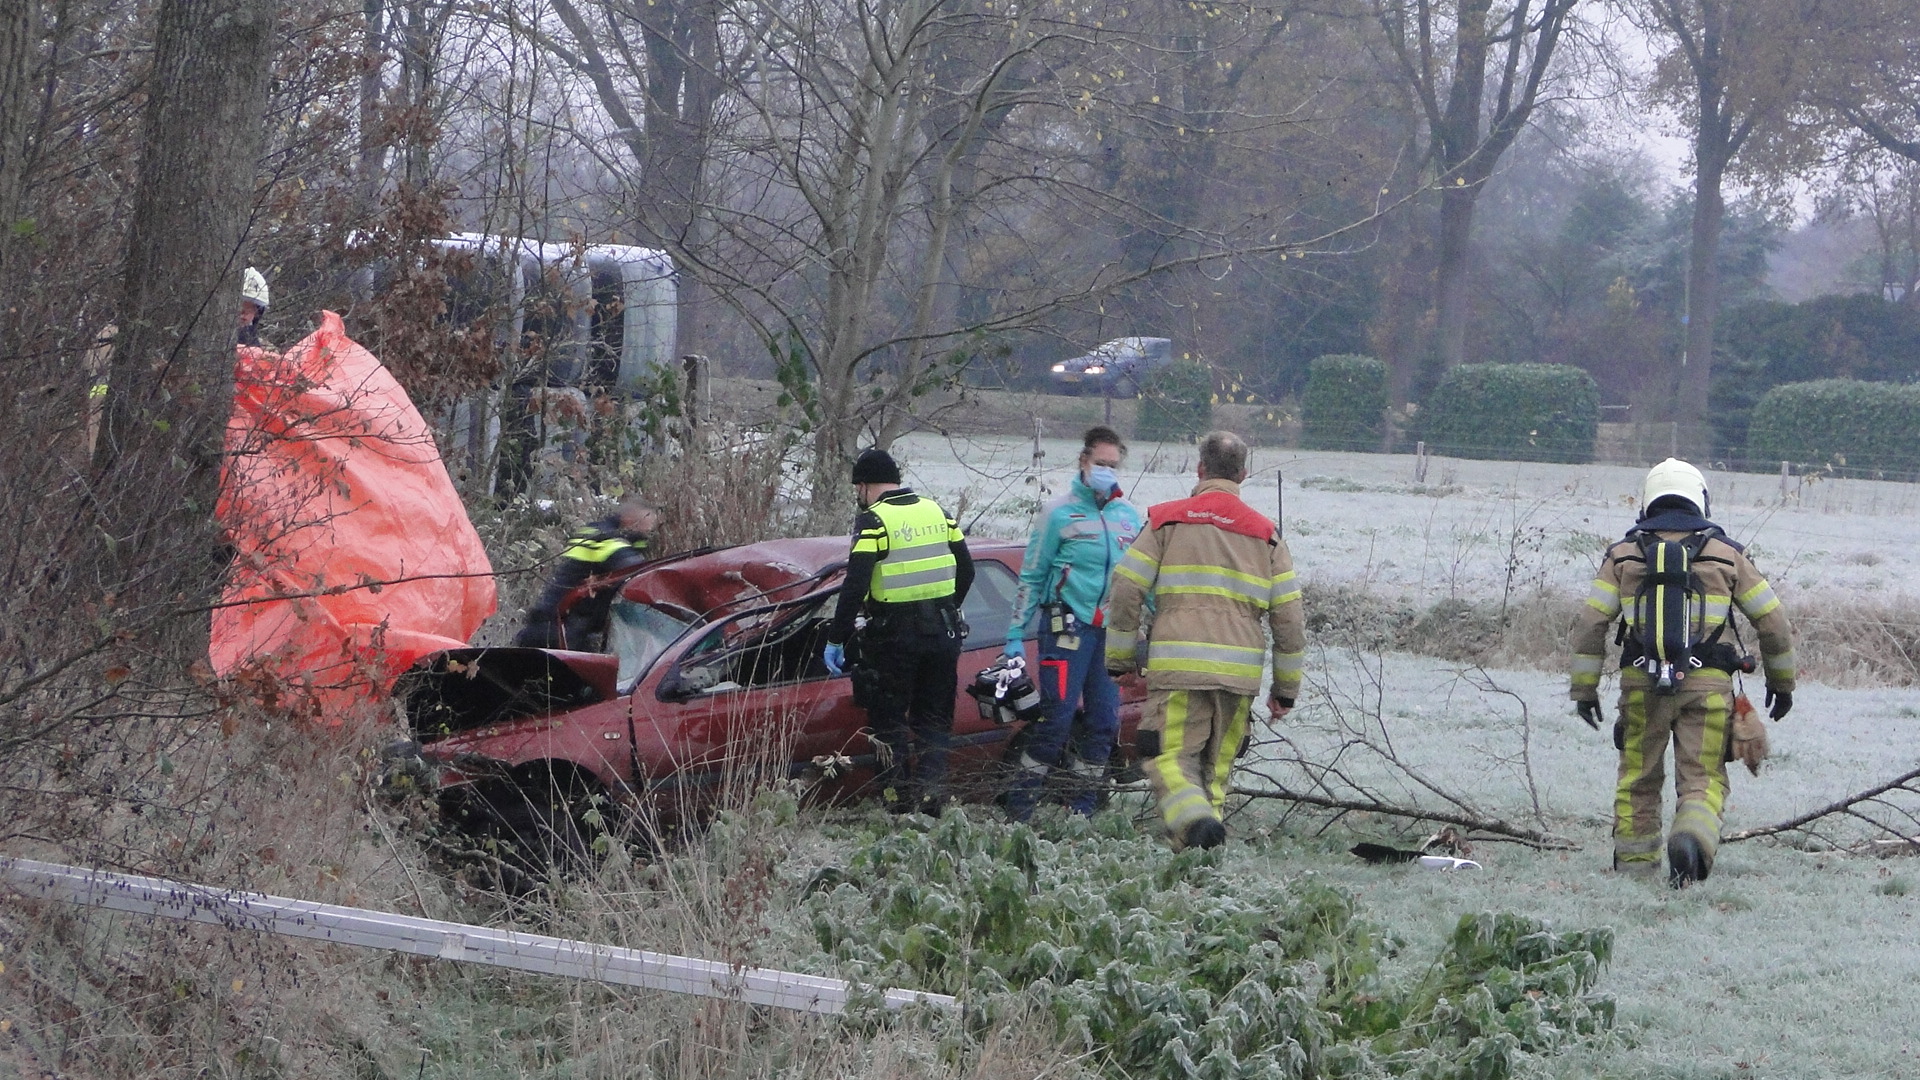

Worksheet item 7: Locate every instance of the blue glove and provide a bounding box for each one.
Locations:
[1003,638,1024,659]
[823,642,846,675]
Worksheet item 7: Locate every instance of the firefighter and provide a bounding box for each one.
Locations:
[1105,430,1305,850]
[85,267,270,459]
[1001,425,1144,820]
[823,448,975,816]
[514,497,659,650]
[1570,458,1796,887]
[238,266,270,346]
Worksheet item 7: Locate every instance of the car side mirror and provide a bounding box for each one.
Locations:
[658,663,722,701]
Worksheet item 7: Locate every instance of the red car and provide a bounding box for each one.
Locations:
[394,536,1146,875]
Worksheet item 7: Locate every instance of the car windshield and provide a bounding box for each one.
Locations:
[609,599,696,691]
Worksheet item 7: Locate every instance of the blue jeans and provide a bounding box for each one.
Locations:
[1005,625,1121,818]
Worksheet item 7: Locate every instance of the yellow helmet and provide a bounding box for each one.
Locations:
[1642,457,1707,517]
[241,266,270,312]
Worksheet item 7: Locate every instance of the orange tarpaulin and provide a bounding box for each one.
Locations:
[211,311,496,723]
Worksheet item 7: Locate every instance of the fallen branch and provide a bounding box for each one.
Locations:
[1230,783,1575,849]
[1724,764,1920,843]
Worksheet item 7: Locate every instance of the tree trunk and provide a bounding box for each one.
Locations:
[639,0,720,361]
[357,0,387,213]
[92,0,274,657]
[0,0,36,289]
[1432,181,1480,370]
[1676,151,1726,455]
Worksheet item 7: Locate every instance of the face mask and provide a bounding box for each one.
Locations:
[1086,465,1119,495]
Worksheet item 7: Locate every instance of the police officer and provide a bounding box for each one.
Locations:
[1570,458,1796,887]
[1001,425,1143,819]
[1106,431,1306,851]
[823,448,974,816]
[514,498,659,650]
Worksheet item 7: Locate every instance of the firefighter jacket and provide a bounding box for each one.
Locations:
[1104,478,1306,700]
[828,488,974,644]
[1569,512,1796,702]
[1006,473,1144,643]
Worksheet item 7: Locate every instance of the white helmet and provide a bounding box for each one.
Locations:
[1642,457,1708,517]
[241,266,270,312]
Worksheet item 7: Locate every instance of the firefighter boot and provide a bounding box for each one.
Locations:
[1183,818,1227,850]
[1668,832,1710,889]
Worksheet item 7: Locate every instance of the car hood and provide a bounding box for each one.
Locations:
[396,648,617,741]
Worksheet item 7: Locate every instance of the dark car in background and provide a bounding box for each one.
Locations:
[1047,336,1174,396]
[393,537,1146,879]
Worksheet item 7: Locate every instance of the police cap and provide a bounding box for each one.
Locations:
[851,448,902,485]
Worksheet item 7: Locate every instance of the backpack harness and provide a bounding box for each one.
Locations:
[1615,526,1755,694]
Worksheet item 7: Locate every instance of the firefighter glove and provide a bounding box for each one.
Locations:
[1576,699,1603,730]
[822,642,846,676]
[1766,689,1793,721]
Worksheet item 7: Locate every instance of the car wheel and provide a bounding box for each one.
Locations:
[463,772,600,891]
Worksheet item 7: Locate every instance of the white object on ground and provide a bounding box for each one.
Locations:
[1418,855,1482,870]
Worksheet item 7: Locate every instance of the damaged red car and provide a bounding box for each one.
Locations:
[393,536,1146,874]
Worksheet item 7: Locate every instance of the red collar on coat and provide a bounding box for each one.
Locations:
[1147,487,1274,541]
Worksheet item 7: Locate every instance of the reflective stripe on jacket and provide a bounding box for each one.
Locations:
[1105,478,1307,698]
[524,516,650,622]
[856,491,963,602]
[1569,528,1796,701]
[1008,474,1143,641]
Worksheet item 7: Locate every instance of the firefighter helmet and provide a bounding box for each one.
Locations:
[241,266,270,313]
[1642,457,1708,517]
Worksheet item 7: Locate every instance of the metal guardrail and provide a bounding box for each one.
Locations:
[0,857,956,1016]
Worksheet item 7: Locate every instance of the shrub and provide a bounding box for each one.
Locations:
[1136,359,1214,443]
[1421,363,1598,463]
[804,812,1615,1080]
[1302,354,1389,451]
[1747,379,1920,475]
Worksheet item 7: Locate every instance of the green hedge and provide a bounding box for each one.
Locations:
[1301,354,1388,451]
[1136,359,1214,442]
[1420,363,1598,463]
[1747,379,1920,473]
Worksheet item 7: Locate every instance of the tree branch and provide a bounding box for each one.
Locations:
[1230,782,1574,848]
[1724,764,1920,842]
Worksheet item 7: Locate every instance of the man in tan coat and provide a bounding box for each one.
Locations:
[1570,458,1796,887]
[1106,431,1306,850]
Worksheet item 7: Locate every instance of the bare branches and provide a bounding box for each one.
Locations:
[1233,645,1575,850]
[1230,780,1574,848]
[1725,765,1920,846]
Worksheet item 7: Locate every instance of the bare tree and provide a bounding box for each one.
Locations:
[1804,0,1920,165]
[522,0,723,357]
[1371,0,1581,380]
[1627,0,1819,449]
[92,0,277,656]
[480,0,1401,506]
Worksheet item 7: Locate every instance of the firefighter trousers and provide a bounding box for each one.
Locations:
[1142,687,1251,848]
[1612,682,1733,876]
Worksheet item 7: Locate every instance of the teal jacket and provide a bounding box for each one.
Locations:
[1007,474,1144,642]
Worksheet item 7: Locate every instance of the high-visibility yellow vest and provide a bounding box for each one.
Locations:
[855,493,962,603]
[563,530,641,565]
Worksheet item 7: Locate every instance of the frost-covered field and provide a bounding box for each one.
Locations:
[897,431,1920,602]
[893,432,1920,1079]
